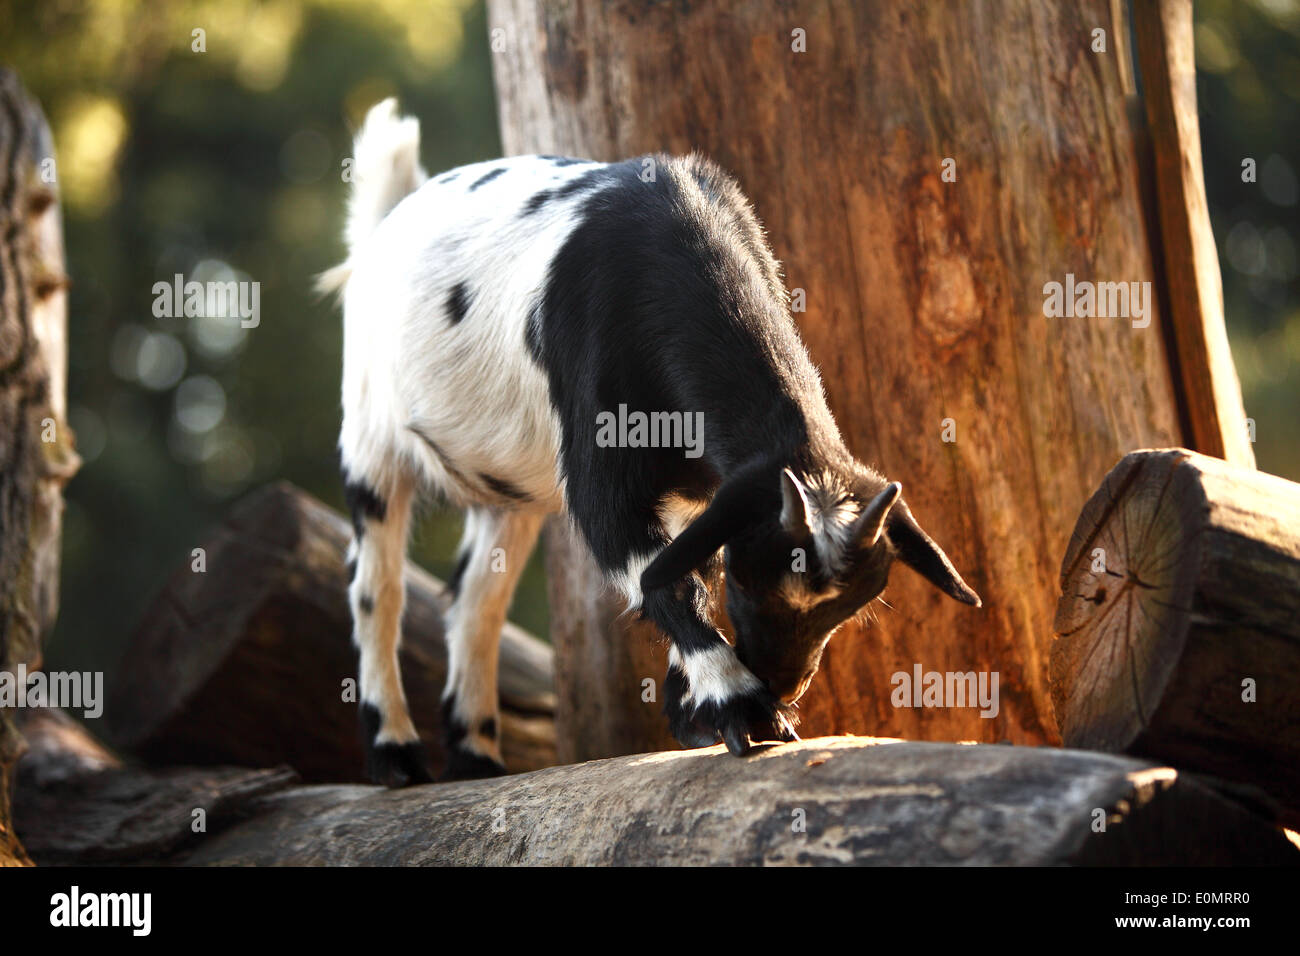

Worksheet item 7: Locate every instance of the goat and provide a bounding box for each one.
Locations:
[321,100,981,785]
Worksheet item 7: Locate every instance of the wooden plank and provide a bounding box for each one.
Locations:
[1132,0,1255,466]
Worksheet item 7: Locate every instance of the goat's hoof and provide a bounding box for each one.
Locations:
[439,746,507,782]
[713,688,799,756]
[366,741,435,788]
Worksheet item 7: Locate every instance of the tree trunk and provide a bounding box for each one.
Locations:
[486,0,1244,755]
[0,70,79,866]
[19,727,1296,865]
[106,482,558,781]
[1052,448,1300,828]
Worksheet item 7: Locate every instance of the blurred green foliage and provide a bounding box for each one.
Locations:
[0,0,550,680]
[0,0,1295,684]
[1195,0,1300,480]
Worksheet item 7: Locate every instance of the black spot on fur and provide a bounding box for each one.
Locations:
[481,472,530,502]
[343,477,387,539]
[446,548,471,598]
[346,557,357,584]
[408,425,472,488]
[522,189,553,215]
[470,167,505,190]
[478,717,497,740]
[437,171,459,184]
[358,594,374,614]
[447,282,471,324]
[555,168,606,199]
[540,155,585,166]
[359,702,433,787]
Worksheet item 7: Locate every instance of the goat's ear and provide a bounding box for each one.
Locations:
[850,481,901,548]
[886,500,982,607]
[779,468,813,538]
[641,474,762,592]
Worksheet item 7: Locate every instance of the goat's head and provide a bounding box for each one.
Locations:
[642,464,981,704]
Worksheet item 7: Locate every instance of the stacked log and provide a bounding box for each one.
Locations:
[106,483,558,781]
[1052,449,1300,828]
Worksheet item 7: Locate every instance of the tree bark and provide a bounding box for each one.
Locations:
[1052,448,1300,828]
[19,728,1295,865]
[485,0,1246,755]
[106,482,558,781]
[0,70,78,866]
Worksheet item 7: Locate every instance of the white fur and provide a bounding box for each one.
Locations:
[669,644,763,705]
[340,150,605,509]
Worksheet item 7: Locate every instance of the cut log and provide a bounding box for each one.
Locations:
[0,69,79,866]
[1052,448,1300,828]
[485,0,1250,758]
[106,482,558,781]
[111,739,1300,865]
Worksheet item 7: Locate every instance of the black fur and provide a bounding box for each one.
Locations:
[343,475,387,539]
[446,547,471,599]
[539,155,585,166]
[359,702,433,787]
[345,556,357,584]
[524,303,544,365]
[480,472,530,502]
[358,594,374,614]
[478,717,497,740]
[522,189,553,215]
[525,154,980,730]
[664,662,798,754]
[439,696,505,781]
[534,156,829,575]
[446,282,471,324]
[469,167,505,190]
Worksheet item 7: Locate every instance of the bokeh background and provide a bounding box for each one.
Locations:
[0,0,1296,682]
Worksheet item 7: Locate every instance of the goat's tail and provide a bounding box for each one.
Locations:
[315,98,427,298]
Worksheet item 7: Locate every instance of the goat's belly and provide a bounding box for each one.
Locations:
[398,319,564,511]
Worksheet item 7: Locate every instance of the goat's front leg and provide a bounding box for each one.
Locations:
[641,574,798,755]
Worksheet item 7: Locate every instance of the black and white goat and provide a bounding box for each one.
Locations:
[321,100,981,785]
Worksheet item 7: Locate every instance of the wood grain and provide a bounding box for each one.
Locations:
[1052,448,1300,827]
[488,0,1195,752]
[1132,0,1255,467]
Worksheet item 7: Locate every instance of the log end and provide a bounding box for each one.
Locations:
[1051,449,1203,751]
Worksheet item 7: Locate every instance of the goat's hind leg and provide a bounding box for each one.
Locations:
[344,460,431,787]
[441,506,544,780]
